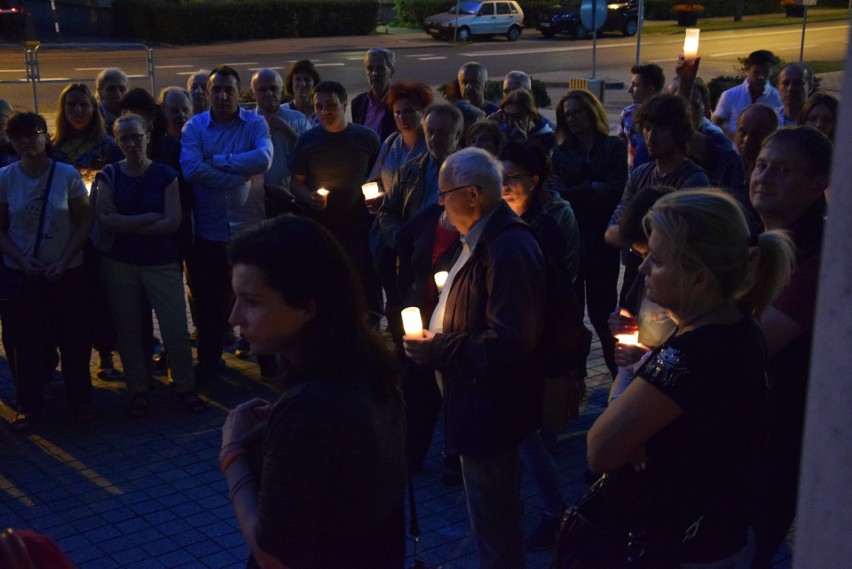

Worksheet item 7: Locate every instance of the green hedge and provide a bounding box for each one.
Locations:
[643,0,848,20]
[113,0,379,44]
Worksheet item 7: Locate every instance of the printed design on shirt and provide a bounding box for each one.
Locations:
[23,195,57,243]
[642,345,689,387]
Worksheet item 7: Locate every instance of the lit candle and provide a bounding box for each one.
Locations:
[434,271,449,291]
[361,182,381,200]
[683,28,700,60]
[316,188,329,197]
[615,332,639,346]
[401,307,424,338]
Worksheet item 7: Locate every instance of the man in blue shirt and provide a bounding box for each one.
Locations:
[180,65,273,382]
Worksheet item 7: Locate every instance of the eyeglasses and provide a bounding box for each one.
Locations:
[10,130,46,143]
[438,183,479,201]
[117,133,146,145]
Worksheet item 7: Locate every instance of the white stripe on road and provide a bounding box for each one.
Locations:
[313,63,345,67]
[222,62,259,66]
[407,53,435,57]
[247,67,284,71]
[419,56,447,60]
[155,64,193,69]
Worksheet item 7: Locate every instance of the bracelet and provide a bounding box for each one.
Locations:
[220,447,248,474]
[229,472,256,502]
[219,441,243,460]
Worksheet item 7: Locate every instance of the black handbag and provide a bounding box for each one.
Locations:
[551,474,681,569]
[0,160,57,302]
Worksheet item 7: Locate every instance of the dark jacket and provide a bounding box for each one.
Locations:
[351,91,397,143]
[429,201,546,455]
[378,152,433,249]
[396,204,460,311]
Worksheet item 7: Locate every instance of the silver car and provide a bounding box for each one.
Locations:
[424,1,525,42]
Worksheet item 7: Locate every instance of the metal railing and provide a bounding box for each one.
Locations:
[0,43,37,110]
[29,42,155,113]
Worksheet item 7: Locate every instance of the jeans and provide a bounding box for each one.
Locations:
[8,267,93,415]
[461,447,526,569]
[520,431,565,516]
[574,244,620,376]
[100,257,195,394]
[185,237,231,372]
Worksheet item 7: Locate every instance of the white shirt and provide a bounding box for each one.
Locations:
[714,79,782,134]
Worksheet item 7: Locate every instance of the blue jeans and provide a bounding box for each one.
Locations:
[460,447,526,569]
[519,430,565,516]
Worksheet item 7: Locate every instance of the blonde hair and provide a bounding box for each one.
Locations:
[643,188,795,318]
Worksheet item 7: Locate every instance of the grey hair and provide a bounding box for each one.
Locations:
[503,70,531,91]
[96,68,127,91]
[779,62,815,92]
[365,47,395,71]
[157,86,190,106]
[186,70,210,90]
[440,147,502,204]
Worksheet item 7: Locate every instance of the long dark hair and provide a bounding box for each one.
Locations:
[229,215,400,400]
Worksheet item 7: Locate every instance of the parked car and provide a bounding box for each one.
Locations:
[537,0,639,40]
[424,1,525,42]
[0,0,27,42]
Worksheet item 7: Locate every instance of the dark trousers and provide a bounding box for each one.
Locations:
[401,358,442,471]
[9,267,93,415]
[574,244,620,376]
[749,444,801,568]
[185,237,230,371]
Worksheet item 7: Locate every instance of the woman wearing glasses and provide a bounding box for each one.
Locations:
[95,113,203,417]
[0,112,94,430]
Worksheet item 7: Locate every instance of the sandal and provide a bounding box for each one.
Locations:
[178,391,207,415]
[128,393,150,418]
[10,412,33,432]
[75,403,96,423]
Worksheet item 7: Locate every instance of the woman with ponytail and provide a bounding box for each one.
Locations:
[580,188,794,567]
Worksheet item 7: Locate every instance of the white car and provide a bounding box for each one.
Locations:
[424,1,525,42]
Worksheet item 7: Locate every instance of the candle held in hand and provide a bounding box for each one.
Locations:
[434,271,449,291]
[401,307,424,338]
[361,182,381,200]
[316,188,329,197]
[616,332,639,346]
[683,28,700,60]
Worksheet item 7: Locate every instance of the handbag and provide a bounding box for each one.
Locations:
[0,159,56,302]
[89,168,115,253]
[551,474,680,569]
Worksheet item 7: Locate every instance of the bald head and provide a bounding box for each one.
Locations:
[737,104,778,173]
[251,68,284,114]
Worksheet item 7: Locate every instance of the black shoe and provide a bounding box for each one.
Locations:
[194,359,224,383]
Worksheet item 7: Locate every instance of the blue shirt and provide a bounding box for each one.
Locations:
[180,108,273,242]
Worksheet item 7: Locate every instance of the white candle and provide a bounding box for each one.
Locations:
[615,332,639,346]
[361,182,381,200]
[434,271,449,291]
[316,188,329,197]
[401,307,424,338]
[683,28,700,60]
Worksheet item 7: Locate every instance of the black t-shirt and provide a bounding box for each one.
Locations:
[253,378,406,569]
[600,318,768,562]
[291,124,380,239]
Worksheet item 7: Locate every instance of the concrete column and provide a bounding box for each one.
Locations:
[792,26,852,569]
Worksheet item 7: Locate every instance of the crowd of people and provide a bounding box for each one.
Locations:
[0,45,834,569]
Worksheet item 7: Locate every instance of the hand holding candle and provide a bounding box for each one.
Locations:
[434,271,448,292]
[314,187,329,210]
[361,182,381,201]
[401,307,424,339]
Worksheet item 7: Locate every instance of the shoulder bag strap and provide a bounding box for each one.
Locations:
[32,159,57,259]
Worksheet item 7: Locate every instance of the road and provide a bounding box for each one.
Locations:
[0,21,847,113]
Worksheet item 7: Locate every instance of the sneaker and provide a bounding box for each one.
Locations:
[11,412,33,431]
[526,513,562,551]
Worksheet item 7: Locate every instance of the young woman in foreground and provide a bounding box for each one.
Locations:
[219,215,406,569]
